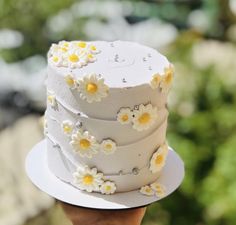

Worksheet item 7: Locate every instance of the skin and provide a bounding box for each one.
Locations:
[61,202,147,225]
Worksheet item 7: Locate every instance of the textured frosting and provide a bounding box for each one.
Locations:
[45,40,173,194]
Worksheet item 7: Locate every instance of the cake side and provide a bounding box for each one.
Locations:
[45,40,174,194]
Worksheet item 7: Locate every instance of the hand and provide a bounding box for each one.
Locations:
[61,202,146,225]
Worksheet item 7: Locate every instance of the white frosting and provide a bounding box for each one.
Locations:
[48,40,170,88]
[46,40,172,193]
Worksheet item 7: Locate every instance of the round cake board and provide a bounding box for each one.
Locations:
[25,140,184,210]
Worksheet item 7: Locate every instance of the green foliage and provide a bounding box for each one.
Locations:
[143,34,236,225]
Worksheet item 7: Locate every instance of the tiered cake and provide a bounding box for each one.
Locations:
[45,40,174,196]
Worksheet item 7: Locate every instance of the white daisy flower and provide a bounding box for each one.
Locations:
[132,104,158,131]
[140,185,155,196]
[88,44,100,54]
[77,73,109,103]
[160,64,174,93]
[117,108,133,125]
[48,43,60,56]
[47,91,57,108]
[58,40,70,48]
[150,73,162,89]
[100,139,117,155]
[149,144,169,173]
[61,120,73,135]
[66,51,84,68]
[150,182,166,198]
[55,41,70,54]
[86,53,97,63]
[73,166,104,192]
[74,41,88,49]
[64,74,77,89]
[70,130,99,158]
[100,181,116,194]
[49,53,63,66]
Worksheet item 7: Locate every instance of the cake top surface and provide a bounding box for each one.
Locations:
[48,40,172,88]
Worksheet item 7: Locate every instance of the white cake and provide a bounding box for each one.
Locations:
[45,40,174,195]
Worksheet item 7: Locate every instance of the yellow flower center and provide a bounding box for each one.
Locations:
[69,54,79,62]
[86,83,98,94]
[155,186,161,191]
[155,154,164,165]
[121,114,129,122]
[87,53,94,59]
[77,42,87,48]
[152,75,161,84]
[60,47,68,52]
[47,95,54,103]
[138,113,150,124]
[63,125,72,133]
[146,188,152,193]
[52,56,59,62]
[90,45,97,51]
[65,75,75,87]
[105,185,111,191]
[105,143,112,150]
[63,42,69,47]
[83,175,94,185]
[165,70,173,84]
[79,139,91,149]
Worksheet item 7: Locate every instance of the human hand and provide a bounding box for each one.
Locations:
[61,202,146,225]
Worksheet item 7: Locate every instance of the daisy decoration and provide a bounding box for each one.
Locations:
[132,104,158,131]
[73,166,104,192]
[149,143,169,173]
[70,130,99,158]
[77,73,109,103]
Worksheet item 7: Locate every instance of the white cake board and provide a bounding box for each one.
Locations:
[25,140,184,210]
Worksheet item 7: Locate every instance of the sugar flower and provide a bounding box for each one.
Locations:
[150,182,166,198]
[61,120,74,135]
[132,104,158,131]
[160,64,174,93]
[117,108,133,125]
[100,181,116,194]
[149,144,169,173]
[70,130,99,158]
[100,139,117,155]
[73,166,104,192]
[64,74,77,89]
[47,91,57,108]
[150,73,162,89]
[140,185,155,196]
[77,73,109,103]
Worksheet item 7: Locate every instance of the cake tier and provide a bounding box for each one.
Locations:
[46,98,168,145]
[47,138,162,192]
[46,112,167,173]
[47,65,168,119]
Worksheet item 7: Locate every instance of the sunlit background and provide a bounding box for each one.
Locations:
[1,0,236,225]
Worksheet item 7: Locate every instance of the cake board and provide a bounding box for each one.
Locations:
[25,139,184,210]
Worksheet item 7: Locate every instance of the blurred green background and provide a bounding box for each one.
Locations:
[1,0,236,225]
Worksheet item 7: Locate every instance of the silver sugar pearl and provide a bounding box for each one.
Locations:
[148,53,152,57]
[75,121,82,129]
[118,170,124,175]
[148,66,152,70]
[143,57,147,62]
[132,167,140,175]
[53,143,59,148]
[134,105,139,110]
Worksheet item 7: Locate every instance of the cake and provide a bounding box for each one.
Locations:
[45,40,174,196]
